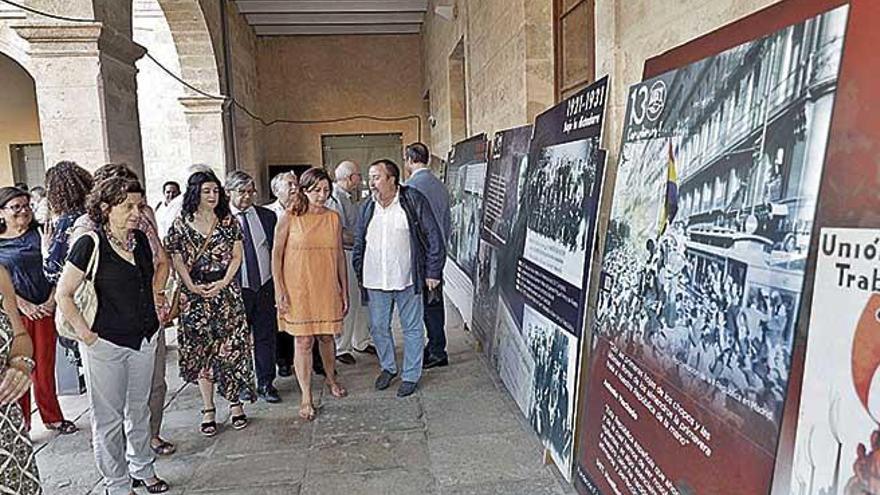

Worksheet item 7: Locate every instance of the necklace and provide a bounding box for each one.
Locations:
[104,225,136,252]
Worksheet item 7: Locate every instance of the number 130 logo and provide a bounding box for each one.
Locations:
[629,80,667,126]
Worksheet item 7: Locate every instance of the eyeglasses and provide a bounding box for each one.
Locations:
[233,189,257,196]
[1,203,31,213]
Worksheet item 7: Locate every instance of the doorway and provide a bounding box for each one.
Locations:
[321,133,403,173]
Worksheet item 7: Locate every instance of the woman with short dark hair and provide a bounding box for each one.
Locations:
[165,171,254,436]
[56,177,169,495]
[0,186,77,435]
[43,161,94,284]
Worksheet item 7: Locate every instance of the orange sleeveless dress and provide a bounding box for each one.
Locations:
[278,210,344,336]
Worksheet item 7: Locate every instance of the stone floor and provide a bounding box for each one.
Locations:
[30,308,573,495]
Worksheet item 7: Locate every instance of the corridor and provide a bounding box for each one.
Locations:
[31,312,571,495]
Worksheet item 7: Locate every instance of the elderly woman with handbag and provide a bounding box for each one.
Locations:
[164,171,255,436]
[56,177,169,495]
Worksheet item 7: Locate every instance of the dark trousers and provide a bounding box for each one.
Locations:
[277,332,294,368]
[423,282,447,360]
[242,282,277,389]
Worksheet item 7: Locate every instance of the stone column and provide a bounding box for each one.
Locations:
[12,22,147,178]
[178,95,226,178]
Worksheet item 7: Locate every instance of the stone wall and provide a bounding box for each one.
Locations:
[255,34,425,172]
[226,0,265,191]
[422,0,554,158]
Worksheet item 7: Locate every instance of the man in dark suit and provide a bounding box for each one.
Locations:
[227,171,281,403]
[404,143,451,369]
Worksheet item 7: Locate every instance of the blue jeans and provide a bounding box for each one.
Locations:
[367,285,425,383]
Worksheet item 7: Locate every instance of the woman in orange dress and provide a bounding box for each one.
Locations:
[272,167,349,421]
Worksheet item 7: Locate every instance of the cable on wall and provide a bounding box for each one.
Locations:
[0,0,424,141]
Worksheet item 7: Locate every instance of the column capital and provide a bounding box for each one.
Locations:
[11,22,145,65]
[178,95,228,115]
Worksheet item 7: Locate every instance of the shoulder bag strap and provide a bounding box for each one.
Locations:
[187,218,218,271]
[84,231,101,281]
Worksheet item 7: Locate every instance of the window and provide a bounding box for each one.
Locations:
[554,0,595,101]
[448,38,468,143]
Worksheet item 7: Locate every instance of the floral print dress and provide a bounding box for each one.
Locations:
[0,294,41,495]
[164,215,255,401]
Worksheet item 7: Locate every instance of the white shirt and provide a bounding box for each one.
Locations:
[362,191,412,291]
[265,200,286,219]
[230,204,272,288]
[155,200,177,240]
[157,194,184,241]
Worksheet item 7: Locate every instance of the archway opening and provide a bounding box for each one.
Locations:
[133,0,193,205]
[0,51,41,188]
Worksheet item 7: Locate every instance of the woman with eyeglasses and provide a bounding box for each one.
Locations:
[0,187,77,435]
[272,167,348,421]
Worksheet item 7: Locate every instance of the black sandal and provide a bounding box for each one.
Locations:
[46,419,78,435]
[229,402,248,430]
[132,477,170,494]
[150,438,176,456]
[200,408,217,437]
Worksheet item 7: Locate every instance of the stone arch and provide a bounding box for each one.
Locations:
[134,0,226,196]
[154,0,220,95]
[0,23,31,74]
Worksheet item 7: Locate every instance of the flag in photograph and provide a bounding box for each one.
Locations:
[658,140,679,236]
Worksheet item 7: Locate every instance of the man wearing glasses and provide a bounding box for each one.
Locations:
[226,171,281,403]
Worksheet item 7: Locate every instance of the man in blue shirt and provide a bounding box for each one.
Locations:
[404,143,451,369]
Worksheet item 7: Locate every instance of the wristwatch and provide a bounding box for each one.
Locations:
[9,355,36,373]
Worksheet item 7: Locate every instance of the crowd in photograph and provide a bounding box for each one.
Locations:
[526,145,596,252]
[0,142,451,495]
[597,226,793,423]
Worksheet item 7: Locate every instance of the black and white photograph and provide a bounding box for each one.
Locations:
[472,125,534,360]
[593,3,847,440]
[481,125,532,247]
[472,240,500,356]
[524,305,578,470]
[445,135,488,281]
[522,138,600,288]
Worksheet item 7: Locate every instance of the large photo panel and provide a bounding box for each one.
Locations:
[443,134,489,326]
[787,228,880,495]
[472,125,533,358]
[513,76,608,476]
[575,6,848,494]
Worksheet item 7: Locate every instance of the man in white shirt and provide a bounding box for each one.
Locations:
[266,172,297,218]
[352,159,445,397]
[154,181,180,240]
[227,171,281,403]
[327,161,375,365]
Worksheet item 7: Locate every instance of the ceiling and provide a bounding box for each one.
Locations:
[233,0,429,36]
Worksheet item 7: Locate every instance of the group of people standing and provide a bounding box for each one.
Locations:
[0,142,451,495]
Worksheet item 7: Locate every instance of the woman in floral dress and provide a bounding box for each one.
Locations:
[0,263,41,494]
[164,171,254,436]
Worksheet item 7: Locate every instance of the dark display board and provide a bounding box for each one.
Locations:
[444,134,489,281]
[574,7,848,494]
[474,77,608,477]
[472,124,533,359]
